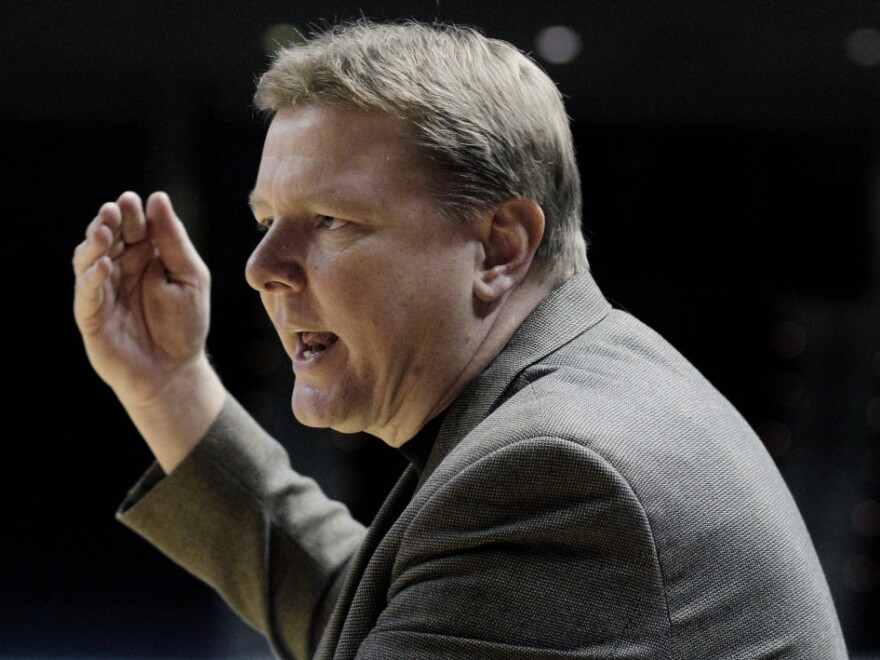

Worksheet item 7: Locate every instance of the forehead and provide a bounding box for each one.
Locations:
[251,105,437,213]
[266,104,423,160]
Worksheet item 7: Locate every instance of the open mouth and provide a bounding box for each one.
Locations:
[298,331,339,360]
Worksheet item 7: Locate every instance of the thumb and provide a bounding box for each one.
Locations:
[145,191,207,280]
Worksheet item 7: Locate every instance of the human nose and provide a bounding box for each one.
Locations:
[245,224,307,293]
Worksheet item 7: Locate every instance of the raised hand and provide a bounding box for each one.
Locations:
[73,191,225,472]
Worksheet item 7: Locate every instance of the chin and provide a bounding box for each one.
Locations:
[291,400,334,429]
[291,386,360,432]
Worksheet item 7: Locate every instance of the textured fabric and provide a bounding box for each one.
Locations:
[396,409,447,475]
[118,270,848,659]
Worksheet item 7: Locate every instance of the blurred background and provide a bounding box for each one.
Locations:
[1,1,878,658]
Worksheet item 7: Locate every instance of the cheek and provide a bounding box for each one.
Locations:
[317,239,474,344]
[260,293,273,315]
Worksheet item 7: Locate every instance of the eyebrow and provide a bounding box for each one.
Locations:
[246,185,380,218]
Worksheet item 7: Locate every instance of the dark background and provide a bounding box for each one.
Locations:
[1,1,878,658]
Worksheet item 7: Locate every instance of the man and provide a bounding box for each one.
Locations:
[72,20,847,659]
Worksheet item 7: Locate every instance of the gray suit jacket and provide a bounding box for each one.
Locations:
[118,271,848,659]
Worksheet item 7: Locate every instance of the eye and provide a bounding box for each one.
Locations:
[316,215,349,230]
[256,217,274,232]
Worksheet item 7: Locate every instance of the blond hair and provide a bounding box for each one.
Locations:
[255,20,588,282]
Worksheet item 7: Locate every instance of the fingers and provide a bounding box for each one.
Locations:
[73,252,112,328]
[73,190,208,305]
[72,202,122,277]
[145,191,207,282]
[72,190,146,278]
[118,191,148,245]
[73,199,126,326]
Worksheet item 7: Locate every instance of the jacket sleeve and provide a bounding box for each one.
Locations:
[355,437,669,659]
[116,394,367,660]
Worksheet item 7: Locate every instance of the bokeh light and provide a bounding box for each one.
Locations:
[846,27,880,67]
[769,321,808,359]
[535,25,582,65]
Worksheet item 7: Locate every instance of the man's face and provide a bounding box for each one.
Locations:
[246,105,485,444]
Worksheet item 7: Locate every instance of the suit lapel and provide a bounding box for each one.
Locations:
[313,467,420,659]
[419,269,611,488]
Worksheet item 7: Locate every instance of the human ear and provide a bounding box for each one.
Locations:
[473,198,545,303]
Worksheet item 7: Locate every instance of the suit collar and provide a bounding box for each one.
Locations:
[419,269,611,486]
[318,270,610,658]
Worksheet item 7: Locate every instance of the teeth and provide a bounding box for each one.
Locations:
[299,332,334,361]
[303,345,326,360]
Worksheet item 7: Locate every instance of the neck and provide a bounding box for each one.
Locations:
[381,272,555,448]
